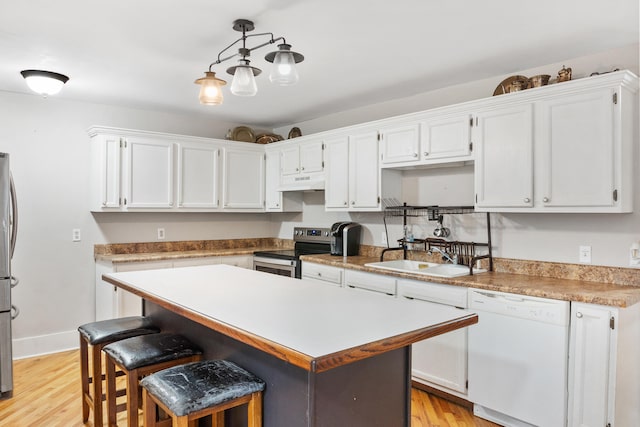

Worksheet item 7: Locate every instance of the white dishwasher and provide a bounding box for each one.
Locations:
[468,288,569,427]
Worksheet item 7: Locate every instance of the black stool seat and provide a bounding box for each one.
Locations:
[103,333,203,370]
[141,360,266,417]
[78,316,159,345]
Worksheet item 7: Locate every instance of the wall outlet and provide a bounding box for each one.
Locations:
[72,229,81,242]
[630,242,640,267]
[157,228,165,240]
[381,231,387,246]
[579,245,591,263]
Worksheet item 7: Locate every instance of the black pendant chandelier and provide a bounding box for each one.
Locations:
[195,19,304,105]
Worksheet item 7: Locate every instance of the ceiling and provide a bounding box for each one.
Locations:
[1,0,638,128]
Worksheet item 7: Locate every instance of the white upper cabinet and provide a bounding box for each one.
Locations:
[90,133,123,210]
[278,138,324,190]
[474,71,637,213]
[379,113,473,168]
[474,103,534,209]
[177,141,220,209]
[349,130,380,209]
[264,146,302,212]
[124,137,175,209]
[323,135,350,209]
[324,128,401,211]
[222,146,265,210]
[536,88,617,209]
[420,112,473,163]
[379,123,420,164]
[89,127,266,213]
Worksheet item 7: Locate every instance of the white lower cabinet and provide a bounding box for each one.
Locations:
[301,262,343,287]
[568,302,640,427]
[397,279,469,396]
[344,269,396,295]
[95,260,172,321]
[95,255,253,320]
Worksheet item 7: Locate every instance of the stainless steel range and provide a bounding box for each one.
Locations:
[253,227,331,278]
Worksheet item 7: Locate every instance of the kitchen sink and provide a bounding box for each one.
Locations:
[364,259,485,278]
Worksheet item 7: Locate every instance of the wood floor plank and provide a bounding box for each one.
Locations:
[0,350,500,426]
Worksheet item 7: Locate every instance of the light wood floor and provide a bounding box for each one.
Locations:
[0,350,499,426]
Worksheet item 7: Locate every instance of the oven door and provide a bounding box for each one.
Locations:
[253,256,296,278]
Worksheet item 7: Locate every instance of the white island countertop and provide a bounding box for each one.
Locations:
[103,264,478,372]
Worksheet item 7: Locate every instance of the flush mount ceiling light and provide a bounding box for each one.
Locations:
[20,69,69,97]
[194,19,304,105]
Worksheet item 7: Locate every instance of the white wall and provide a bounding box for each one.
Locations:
[274,44,640,268]
[0,91,274,357]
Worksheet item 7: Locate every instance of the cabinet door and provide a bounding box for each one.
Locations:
[380,123,420,165]
[178,142,220,209]
[408,297,468,394]
[299,140,324,173]
[421,113,472,161]
[124,137,175,209]
[474,104,533,209]
[222,148,265,209]
[349,131,380,209]
[568,303,615,427]
[537,89,616,208]
[100,135,123,208]
[280,145,300,176]
[264,149,283,210]
[324,136,350,209]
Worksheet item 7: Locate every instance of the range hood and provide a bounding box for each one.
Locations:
[277,175,325,192]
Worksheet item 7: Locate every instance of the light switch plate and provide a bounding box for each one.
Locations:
[579,245,592,263]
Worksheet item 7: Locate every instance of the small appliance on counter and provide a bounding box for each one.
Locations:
[330,222,361,256]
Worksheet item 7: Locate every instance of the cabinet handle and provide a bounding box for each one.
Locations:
[523,198,531,203]
[296,168,299,171]
[576,312,583,318]
[543,197,549,203]
[351,201,355,205]
[413,153,418,158]
[317,272,322,277]
[344,201,348,206]
[301,167,305,171]
[423,152,429,156]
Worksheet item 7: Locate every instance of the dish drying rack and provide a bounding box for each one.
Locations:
[381,202,493,273]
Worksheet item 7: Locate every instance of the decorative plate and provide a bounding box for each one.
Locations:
[287,127,302,139]
[493,75,528,96]
[230,126,255,142]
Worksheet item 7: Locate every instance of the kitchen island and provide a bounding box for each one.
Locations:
[103,264,477,427]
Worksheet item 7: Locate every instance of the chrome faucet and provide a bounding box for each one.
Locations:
[429,247,458,264]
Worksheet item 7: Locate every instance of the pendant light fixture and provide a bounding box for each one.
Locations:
[194,19,304,105]
[20,69,69,97]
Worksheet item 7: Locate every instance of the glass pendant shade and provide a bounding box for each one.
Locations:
[194,71,226,105]
[269,50,299,85]
[20,70,69,97]
[230,64,258,96]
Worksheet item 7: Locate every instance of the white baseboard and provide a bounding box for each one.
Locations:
[12,329,78,359]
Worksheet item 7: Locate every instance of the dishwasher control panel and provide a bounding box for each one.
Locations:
[468,288,569,326]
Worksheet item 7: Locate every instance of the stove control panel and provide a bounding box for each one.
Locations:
[293,227,331,243]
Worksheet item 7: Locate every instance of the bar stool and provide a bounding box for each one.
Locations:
[103,333,203,427]
[78,316,160,427]
[140,360,266,427]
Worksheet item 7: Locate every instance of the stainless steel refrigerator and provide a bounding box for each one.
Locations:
[0,153,17,399]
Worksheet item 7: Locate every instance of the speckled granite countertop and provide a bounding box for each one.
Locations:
[95,238,292,264]
[301,254,640,308]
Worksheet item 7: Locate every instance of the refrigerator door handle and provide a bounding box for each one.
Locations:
[10,305,18,320]
[9,173,17,260]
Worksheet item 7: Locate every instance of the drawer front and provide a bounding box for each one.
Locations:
[344,270,396,295]
[301,263,343,285]
[397,279,467,308]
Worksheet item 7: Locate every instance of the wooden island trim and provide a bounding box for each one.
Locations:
[103,275,477,373]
